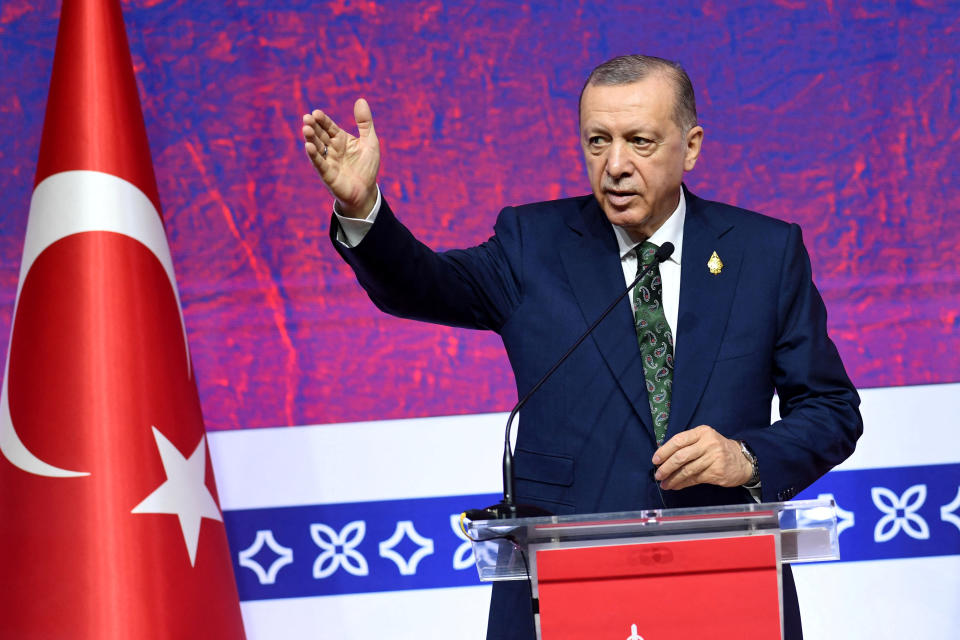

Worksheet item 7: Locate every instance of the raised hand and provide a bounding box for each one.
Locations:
[302,98,380,218]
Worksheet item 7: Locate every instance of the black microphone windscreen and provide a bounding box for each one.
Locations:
[655,242,675,262]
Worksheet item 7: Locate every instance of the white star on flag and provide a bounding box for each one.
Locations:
[132,426,223,566]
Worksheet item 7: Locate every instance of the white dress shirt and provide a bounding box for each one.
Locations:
[612,189,685,344]
[334,187,382,247]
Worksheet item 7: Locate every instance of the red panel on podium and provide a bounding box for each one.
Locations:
[535,534,782,639]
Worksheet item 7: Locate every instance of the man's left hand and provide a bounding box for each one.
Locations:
[652,425,752,490]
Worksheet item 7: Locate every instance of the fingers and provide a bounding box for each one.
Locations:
[654,430,703,482]
[660,454,713,490]
[301,129,324,170]
[302,115,332,147]
[302,114,336,172]
[302,106,355,168]
[311,108,342,140]
[354,98,377,139]
[302,131,328,157]
[652,426,699,466]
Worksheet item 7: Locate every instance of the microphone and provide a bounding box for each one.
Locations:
[469,242,675,520]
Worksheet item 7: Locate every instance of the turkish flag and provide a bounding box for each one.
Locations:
[0,1,246,637]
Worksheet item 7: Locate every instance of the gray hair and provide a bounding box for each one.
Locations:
[579,55,698,132]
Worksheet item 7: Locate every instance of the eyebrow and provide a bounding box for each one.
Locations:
[582,123,662,139]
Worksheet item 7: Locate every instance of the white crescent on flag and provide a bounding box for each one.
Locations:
[0,169,190,478]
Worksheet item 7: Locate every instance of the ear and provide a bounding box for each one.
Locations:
[683,125,704,172]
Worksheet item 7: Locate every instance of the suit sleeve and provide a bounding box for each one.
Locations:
[740,223,863,502]
[329,195,523,332]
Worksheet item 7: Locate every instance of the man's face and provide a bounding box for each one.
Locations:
[580,75,703,240]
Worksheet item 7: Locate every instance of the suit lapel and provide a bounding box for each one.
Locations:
[558,198,655,436]
[667,190,741,439]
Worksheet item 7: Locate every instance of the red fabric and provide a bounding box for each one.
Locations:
[34,0,162,215]
[536,535,782,639]
[0,1,245,637]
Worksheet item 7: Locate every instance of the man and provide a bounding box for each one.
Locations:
[302,55,861,640]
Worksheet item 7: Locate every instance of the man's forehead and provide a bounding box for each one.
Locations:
[579,78,676,130]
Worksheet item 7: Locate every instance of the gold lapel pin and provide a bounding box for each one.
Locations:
[707,251,723,275]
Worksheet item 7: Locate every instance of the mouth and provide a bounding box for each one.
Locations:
[604,189,638,208]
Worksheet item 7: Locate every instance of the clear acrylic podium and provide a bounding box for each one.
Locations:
[466,498,839,639]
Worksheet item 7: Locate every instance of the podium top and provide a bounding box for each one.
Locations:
[465,499,839,582]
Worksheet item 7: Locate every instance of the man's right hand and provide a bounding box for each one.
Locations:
[302,98,380,218]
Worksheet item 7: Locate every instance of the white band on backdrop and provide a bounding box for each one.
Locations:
[210,382,960,639]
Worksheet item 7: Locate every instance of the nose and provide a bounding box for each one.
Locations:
[605,140,633,180]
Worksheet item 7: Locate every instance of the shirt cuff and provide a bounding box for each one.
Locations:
[334,186,382,247]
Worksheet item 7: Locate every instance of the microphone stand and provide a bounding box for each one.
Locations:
[467,242,675,520]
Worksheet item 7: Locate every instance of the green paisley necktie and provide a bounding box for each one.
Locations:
[633,242,674,444]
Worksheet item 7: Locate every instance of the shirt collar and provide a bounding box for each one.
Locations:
[612,188,685,265]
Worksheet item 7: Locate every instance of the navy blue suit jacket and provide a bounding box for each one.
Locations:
[332,186,861,639]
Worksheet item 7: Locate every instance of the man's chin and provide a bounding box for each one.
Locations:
[600,200,675,239]
[602,206,651,230]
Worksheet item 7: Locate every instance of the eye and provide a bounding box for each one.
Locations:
[632,136,653,146]
[586,135,608,148]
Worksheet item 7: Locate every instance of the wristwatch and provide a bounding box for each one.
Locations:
[738,440,761,489]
